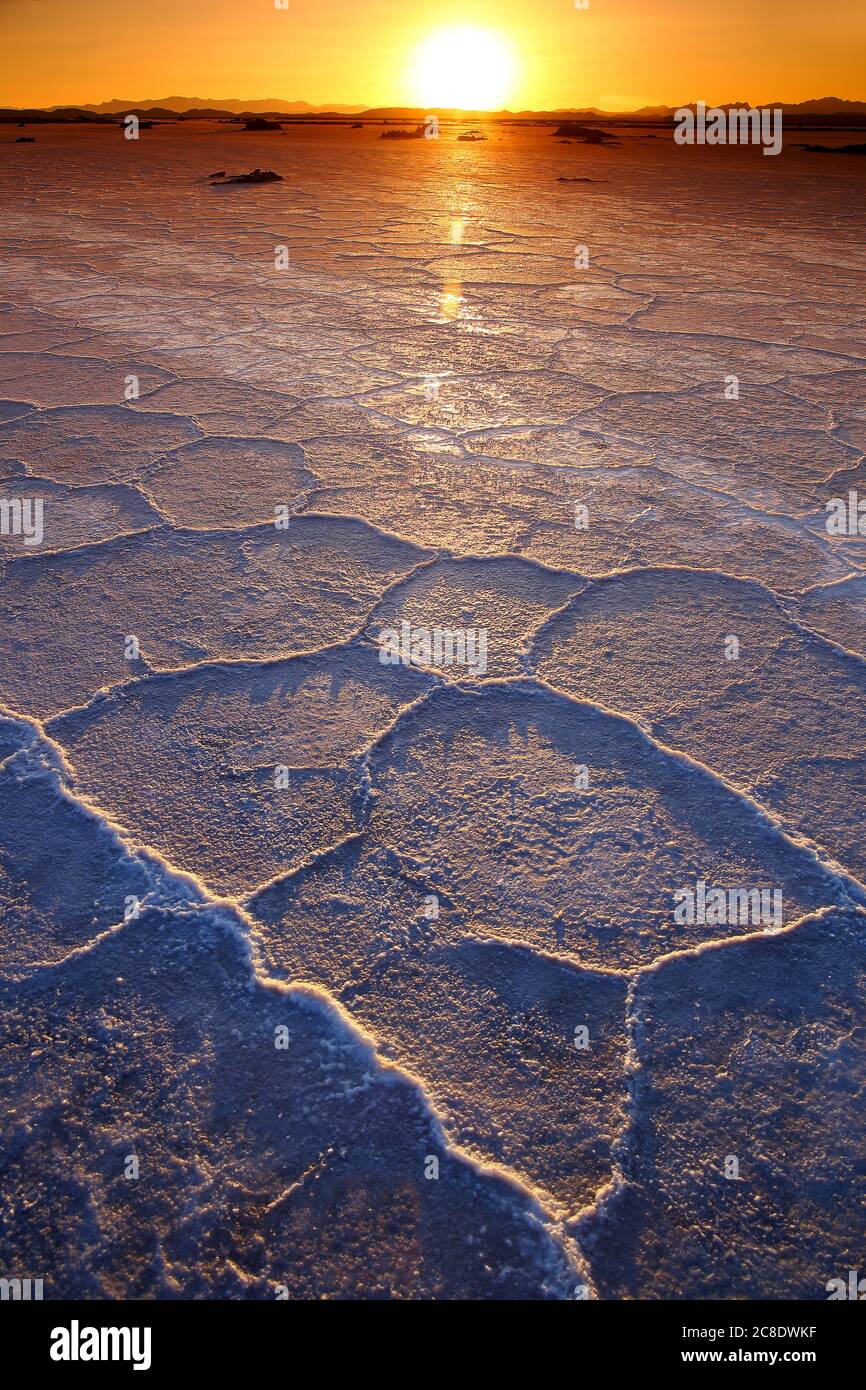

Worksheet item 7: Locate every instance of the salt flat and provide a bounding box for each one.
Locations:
[0,121,865,1298]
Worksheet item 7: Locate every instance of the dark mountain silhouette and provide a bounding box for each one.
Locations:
[1,97,864,128]
[71,96,367,115]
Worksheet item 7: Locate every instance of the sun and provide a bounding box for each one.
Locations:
[409,25,517,111]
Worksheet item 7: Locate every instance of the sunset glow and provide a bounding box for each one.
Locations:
[1,0,864,109]
[409,26,517,111]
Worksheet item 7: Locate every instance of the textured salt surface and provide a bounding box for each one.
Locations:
[0,124,865,1298]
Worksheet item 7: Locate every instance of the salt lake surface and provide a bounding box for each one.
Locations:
[0,121,865,1298]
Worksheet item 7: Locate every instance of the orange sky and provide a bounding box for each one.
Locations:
[1,0,864,110]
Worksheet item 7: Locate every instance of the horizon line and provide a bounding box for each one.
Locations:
[4,93,866,116]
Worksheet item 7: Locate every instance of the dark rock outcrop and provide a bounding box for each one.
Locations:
[210,168,283,185]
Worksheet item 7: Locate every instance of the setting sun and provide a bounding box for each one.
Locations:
[409,25,517,110]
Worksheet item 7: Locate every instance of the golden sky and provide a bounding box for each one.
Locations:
[1,0,864,110]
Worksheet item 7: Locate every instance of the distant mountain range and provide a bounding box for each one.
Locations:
[630,97,866,116]
[361,98,866,119]
[72,96,368,115]
[2,96,865,125]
